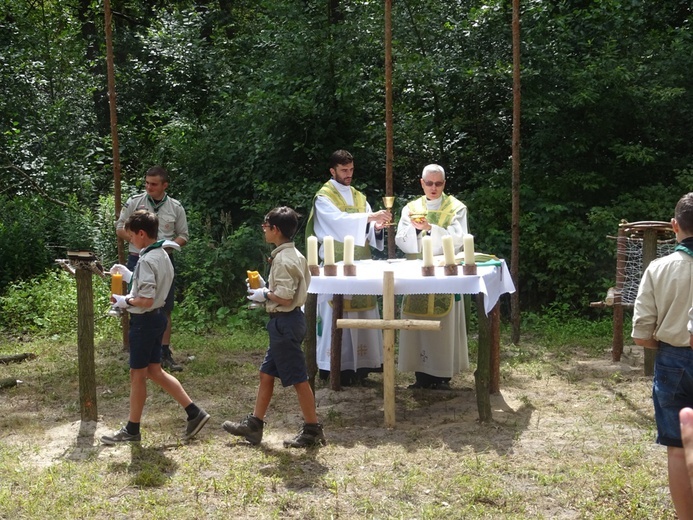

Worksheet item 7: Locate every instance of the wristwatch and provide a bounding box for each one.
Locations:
[125,297,134,306]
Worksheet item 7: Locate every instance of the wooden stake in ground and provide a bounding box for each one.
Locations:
[336,270,441,428]
[63,252,99,422]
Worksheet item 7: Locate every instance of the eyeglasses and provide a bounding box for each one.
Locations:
[261,223,272,229]
[423,180,445,187]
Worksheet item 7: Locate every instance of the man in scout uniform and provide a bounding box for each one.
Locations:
[395,164,470,389]
[116,165,188,372]
[306,149,391,385]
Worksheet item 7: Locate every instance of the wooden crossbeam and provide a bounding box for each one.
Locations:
[335,270,440,428]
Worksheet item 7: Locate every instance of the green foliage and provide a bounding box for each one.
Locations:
[2,0,693,318]
[0,196,54,292]
[0,269,118,338]
[520,303,614,355]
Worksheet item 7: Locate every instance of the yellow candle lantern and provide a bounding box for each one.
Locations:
[247,270,262,289]
[111,273,123,295]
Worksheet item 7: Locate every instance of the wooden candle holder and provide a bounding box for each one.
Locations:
[444,264,458,276]
[343,264,357,276]
[323,264,338,276]
[421,265,435,276]
[309,265,320,276]
[462,264,477,276]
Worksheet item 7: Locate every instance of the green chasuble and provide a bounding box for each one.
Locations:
[402,194,465,318]
[306,180,376,312]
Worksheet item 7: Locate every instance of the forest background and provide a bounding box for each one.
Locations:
[1,0,692,334]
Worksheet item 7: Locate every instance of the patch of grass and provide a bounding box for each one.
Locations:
[0,313,678,519]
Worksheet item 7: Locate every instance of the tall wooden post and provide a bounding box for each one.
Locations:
[475,293,492,422]
[384,0,395,258]
[69,256,98,422]
[612,226,627,361]
[104,0,128,349]
[510,0,522,344]
[304,293,318,390]
[381,270,396,427]
[330,295,344,391]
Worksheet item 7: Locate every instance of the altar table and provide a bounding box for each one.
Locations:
[305,259,516,422]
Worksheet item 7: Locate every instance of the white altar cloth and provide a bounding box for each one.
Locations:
[307,259,515,314]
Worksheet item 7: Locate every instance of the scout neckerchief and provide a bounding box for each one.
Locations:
[147,194,168,213]
[675,237,693,258]
[128,239,165,292]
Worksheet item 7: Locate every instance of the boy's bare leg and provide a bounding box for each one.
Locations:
[253,372,275,420]
[128,368,149,423]
[668,446,693,518]
[294,381,318,424]
[146,364,192,408]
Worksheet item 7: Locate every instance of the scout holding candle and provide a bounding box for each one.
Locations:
[395,163,470,389]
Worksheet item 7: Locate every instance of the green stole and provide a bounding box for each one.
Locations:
[306,181,375,312]
[403,194,464,317]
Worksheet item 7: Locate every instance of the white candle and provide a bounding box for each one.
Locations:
[323,236,335,266]
[422,236,434,267]
[343,235,355,266]
[442,235,455,265]
[307,236,318,266]
[463,234,475,265]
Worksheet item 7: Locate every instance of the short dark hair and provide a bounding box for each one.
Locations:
[675,193,693,234]
[329,150,354,169]
[146,165,169,183]
[125,210,159,239]
[264,206,300,239]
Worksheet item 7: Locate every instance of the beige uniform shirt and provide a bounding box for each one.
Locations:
[632,251,693,347]
[266,242,311,314]
[116,192,189,254]
[128,242,174,314]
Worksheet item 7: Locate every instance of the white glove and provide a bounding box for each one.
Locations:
[112,293,130,309]
[247,288,268,303]
[245,274,266,290]
[110,264,133,283]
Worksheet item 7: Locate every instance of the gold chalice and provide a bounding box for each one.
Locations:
[382,196,396,226]
[410,211,428,225]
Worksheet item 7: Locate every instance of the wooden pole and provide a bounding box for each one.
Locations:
[475,293,492,422]
[337,318,441,331]
[382,271,396,427]
[613,226,627,361]
[510,0,522,344]
[75,267,97,421]
[304,293,318,391]
[384,0,395,259]
[330,294,344,391]
[104,0,128,349]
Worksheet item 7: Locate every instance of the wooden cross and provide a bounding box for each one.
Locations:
[335,270,441,428]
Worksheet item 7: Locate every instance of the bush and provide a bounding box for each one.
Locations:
[0,269,119,338]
